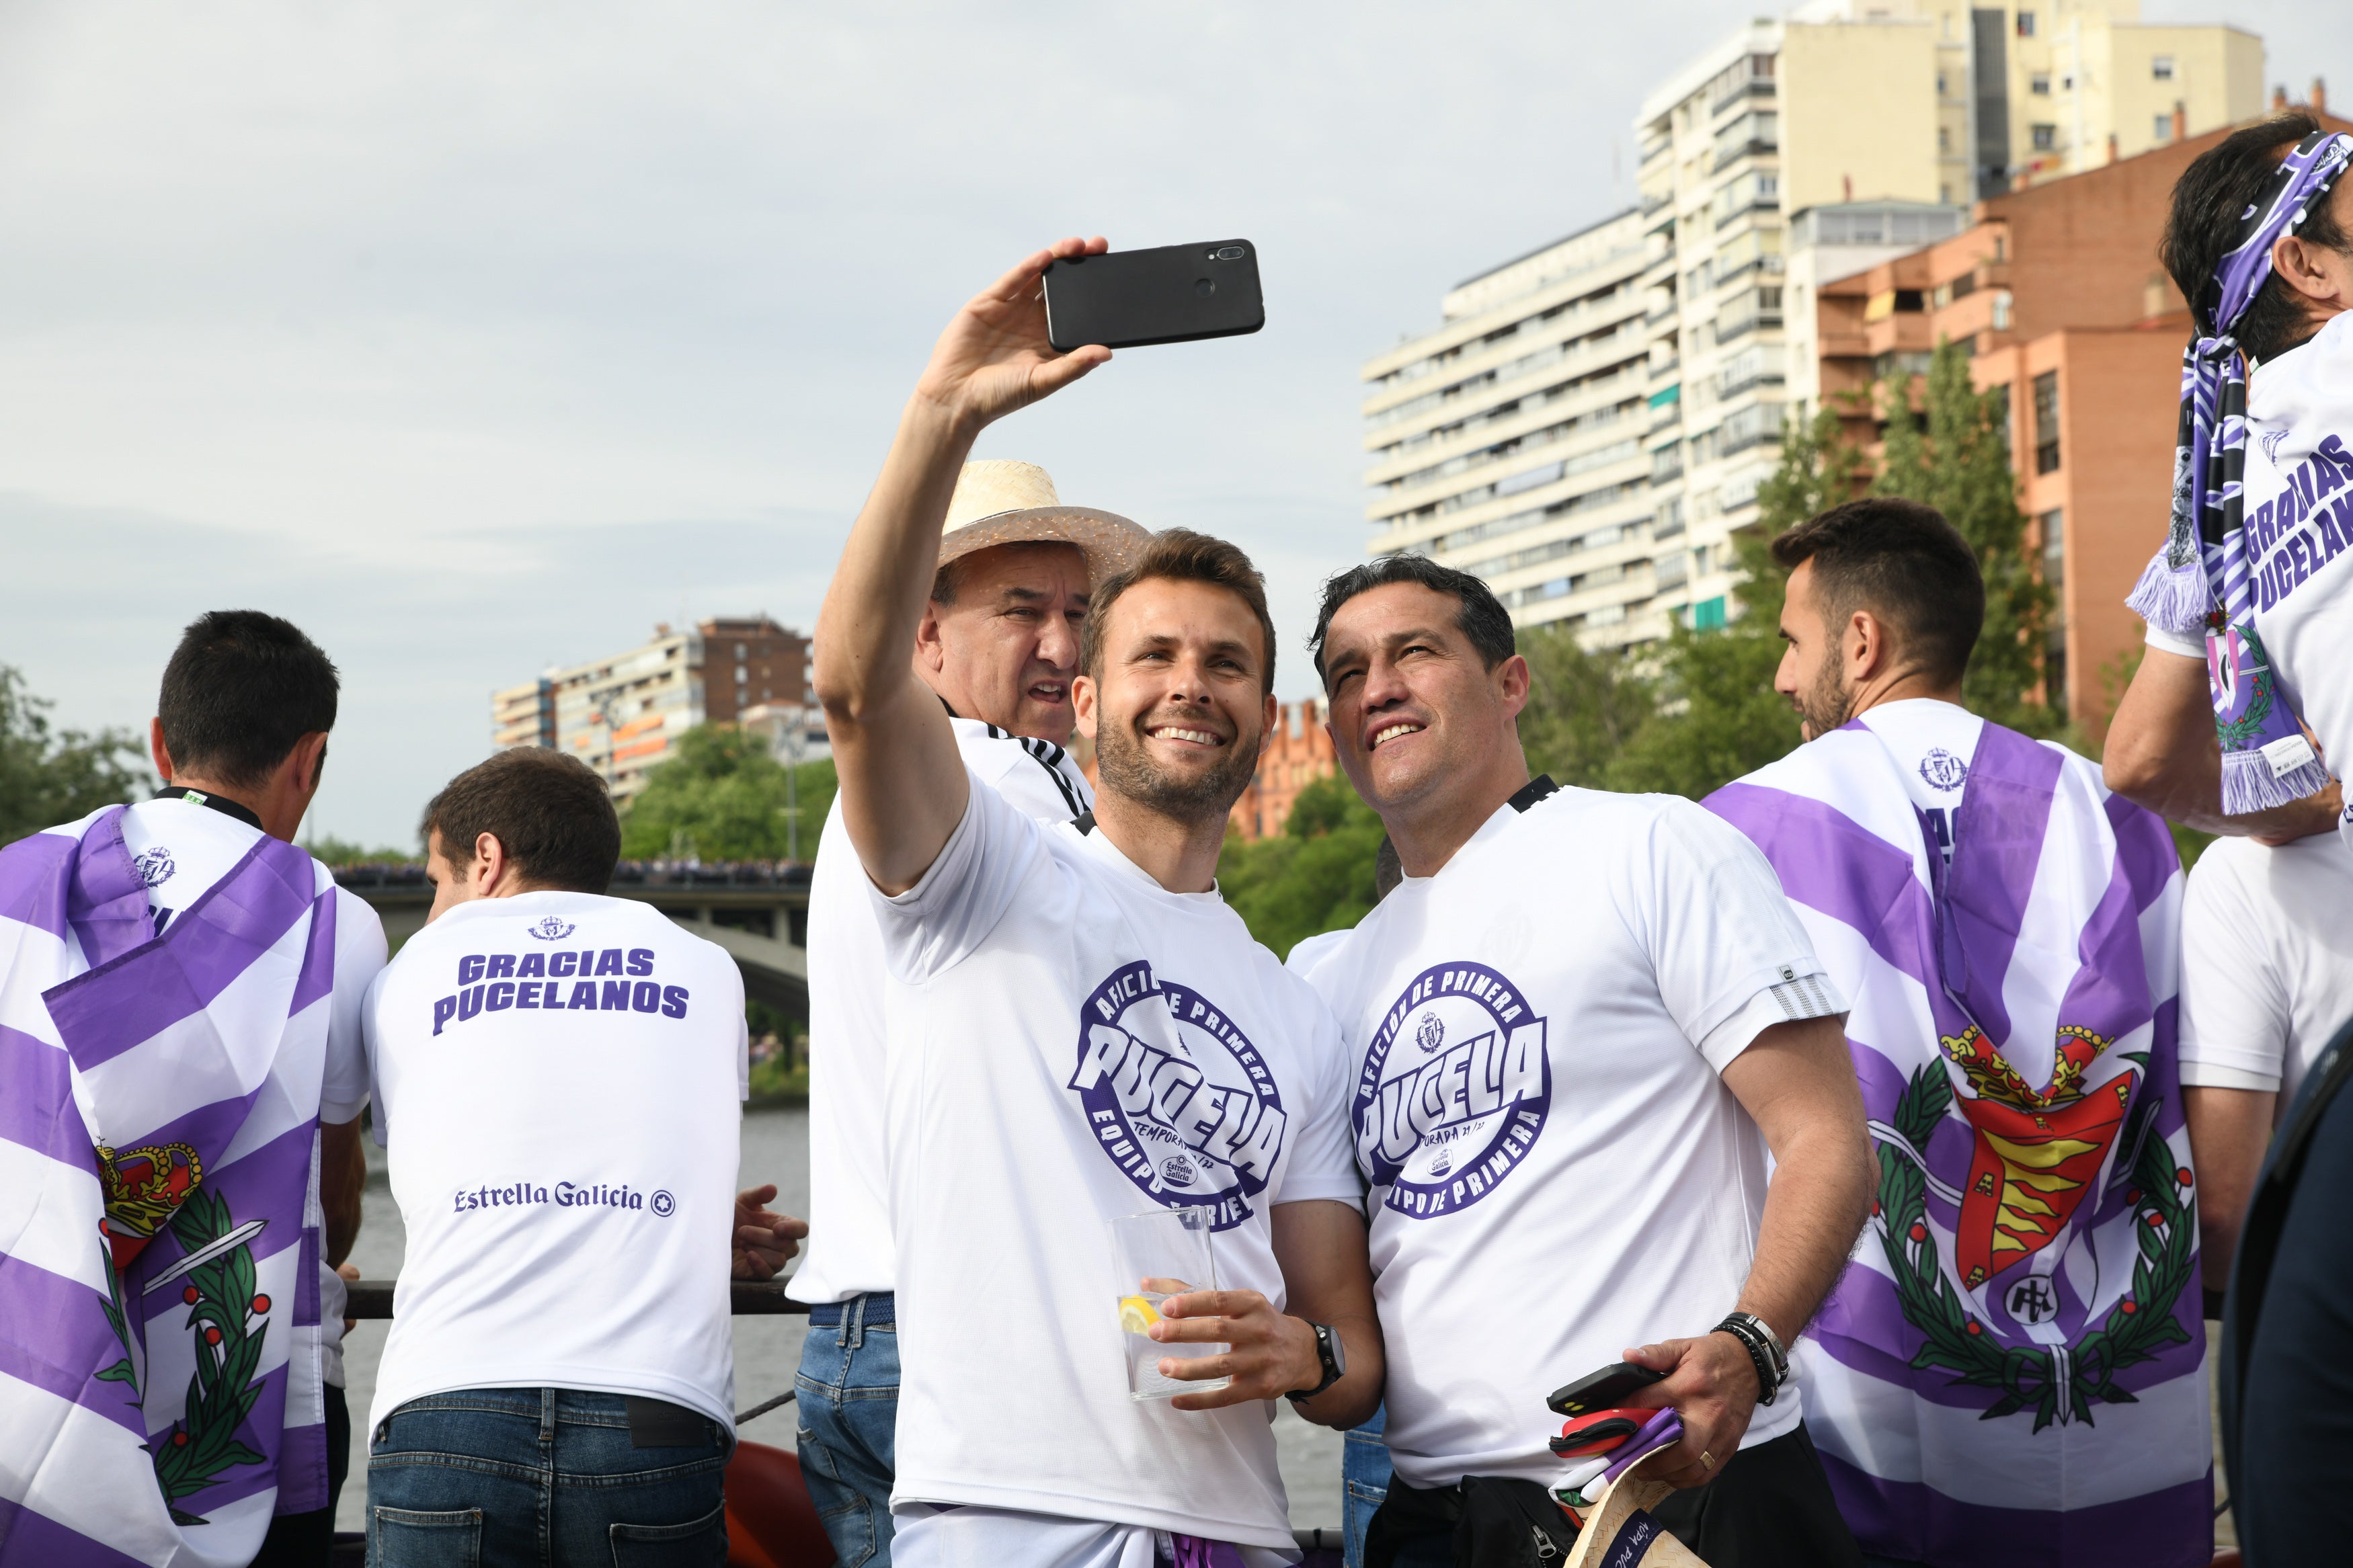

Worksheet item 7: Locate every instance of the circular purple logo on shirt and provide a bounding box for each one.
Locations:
[1068,960,1286,1231]
[1918,748,1968,792]
[1353,961,1550,1221]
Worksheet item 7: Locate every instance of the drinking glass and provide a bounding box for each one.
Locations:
[1107,1206,1230,1401]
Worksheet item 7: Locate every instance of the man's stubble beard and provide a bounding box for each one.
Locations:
[1094,706,1261,827]
[1800,657,1859,741]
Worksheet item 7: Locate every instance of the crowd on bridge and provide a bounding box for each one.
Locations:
[3,112,2353,1568]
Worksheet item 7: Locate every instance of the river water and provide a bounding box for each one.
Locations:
[336,1107,1347,1535]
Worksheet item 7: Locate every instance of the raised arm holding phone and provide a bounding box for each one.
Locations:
[811,241,1380,1568]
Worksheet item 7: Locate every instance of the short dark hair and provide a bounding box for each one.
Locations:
[1769,497,1984,686]
[1308,553,1516,684]
[1080,530,1278,694]
[156,610,340,789]
[421,749,621,895]
[2163,110,2352,364]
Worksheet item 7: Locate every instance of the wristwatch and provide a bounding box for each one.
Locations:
[1285,1320,1347,1403]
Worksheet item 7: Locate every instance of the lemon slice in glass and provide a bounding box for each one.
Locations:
[1117,1294,1161,1335]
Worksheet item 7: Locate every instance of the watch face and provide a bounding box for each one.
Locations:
[1325,1323,1347,1378]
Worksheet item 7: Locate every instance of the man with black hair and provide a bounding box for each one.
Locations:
[2106,108,2353,841]
[1302,552,1872,1568]
[360,746,797,1566]
[0,610,387,1567]
[1708,501,2205,1568]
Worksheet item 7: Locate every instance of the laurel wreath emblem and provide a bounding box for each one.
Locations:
[96,1187,275,1522]
[1872,1057,2196,1432]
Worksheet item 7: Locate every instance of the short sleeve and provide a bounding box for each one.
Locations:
[323,886,387,1124]
[1272,991,1365,1212]
[737,1009,752,1103]
[871,770,1047,985]
[1630,798,1843,1074]
[359,965,394,1148]
[2144,622,2206,660]
[2178,845,2291,1092]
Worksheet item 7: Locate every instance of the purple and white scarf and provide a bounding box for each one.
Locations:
[1708,720,2207,1568]
[2127,130,2353,812]
[0,808,337,1568]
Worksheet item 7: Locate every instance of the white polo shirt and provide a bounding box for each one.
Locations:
[790,717,1092,1305]
[2178,833,2353,1110]
[1304,783,1844,1489]
[872,776,1361,1548]
[360,891,748,1431]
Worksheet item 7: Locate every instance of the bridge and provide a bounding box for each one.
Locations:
[333,863,811,1015]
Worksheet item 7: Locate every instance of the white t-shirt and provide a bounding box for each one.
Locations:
[872,776,1361,1549]
[790,716,1092,1305]
[116,797,385,1386]
[1857,700,1984,864]
[1303,786,1845,1489]
[2144,313,2353,784]
[360,890,749,1431]
[2178,833,2353,1110]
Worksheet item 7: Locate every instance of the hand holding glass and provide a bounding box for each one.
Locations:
[1109,1208,1230,1401]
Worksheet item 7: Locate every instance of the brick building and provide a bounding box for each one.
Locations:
[1798,97,2352,732]
[1229,699,1340,841]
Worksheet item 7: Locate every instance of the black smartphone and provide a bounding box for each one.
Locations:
[1546,1360,1667,1418]
[1042,240,1265,352]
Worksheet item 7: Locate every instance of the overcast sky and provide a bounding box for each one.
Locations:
[3,1,2346,847]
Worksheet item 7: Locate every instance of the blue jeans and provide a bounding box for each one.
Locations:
[1343,1403,1392,1568]
[366,1387,728,1568]
[796,1292,900,1567]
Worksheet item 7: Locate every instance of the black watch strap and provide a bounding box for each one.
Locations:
[1285,1321,1345,1403]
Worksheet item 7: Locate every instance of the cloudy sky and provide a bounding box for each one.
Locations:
[3,0,2346,847]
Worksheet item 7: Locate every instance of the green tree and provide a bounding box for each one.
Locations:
[0,665,149,847]
[1218,772,1386,958]
[1875,341,2059,735]
[1515,623,1656,788]
[618,725,835,860]
[299,835,413,866]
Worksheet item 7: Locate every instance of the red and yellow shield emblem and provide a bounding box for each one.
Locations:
[1940,1026,2131,1290]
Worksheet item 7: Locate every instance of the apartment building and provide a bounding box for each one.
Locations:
[493,614,813,802]
[1796,105,2352,731]
[1230,698,1340,841]
[1359,212,1658,646]
[1632,1,2260,638]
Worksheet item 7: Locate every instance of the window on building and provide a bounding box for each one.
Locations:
[2152,55,2174,80]
[1689,597,1728,631]
[1940,125,1952,152]
[1992,290,2013,330]
[2040,508,2065,589]
[2030,73,2051,95]
[2032,370,2061,473]
[2016,11,2035,37]
[2031,124,2057,152]
[2154,114,2172,142]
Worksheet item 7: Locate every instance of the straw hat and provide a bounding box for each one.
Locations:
[938,460,1151,586]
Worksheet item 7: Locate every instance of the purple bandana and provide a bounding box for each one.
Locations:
[2128,130,2352,811]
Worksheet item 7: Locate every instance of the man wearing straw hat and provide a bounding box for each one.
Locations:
[788,456,1149,1565]
[812,237,1384,1567]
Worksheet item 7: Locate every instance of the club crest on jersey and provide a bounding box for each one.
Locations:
[526,915,577,941]
[1068,960,1287,1232]
[1918,748,1968,792]
[1355,960,1550,1220]
[134,845,175,888]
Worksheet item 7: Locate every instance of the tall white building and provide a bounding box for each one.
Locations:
[1358,212,1657,645]
[1361,0,2260,649]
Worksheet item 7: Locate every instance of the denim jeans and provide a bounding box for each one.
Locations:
[1343,1403,1392,1568]
[366,1387,728,1568]
[795,1292,900,1568]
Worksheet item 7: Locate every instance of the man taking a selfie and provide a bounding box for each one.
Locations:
[811,239,1382,1567]
[1301,555,1872,1568]
[788,455,1147,1567]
